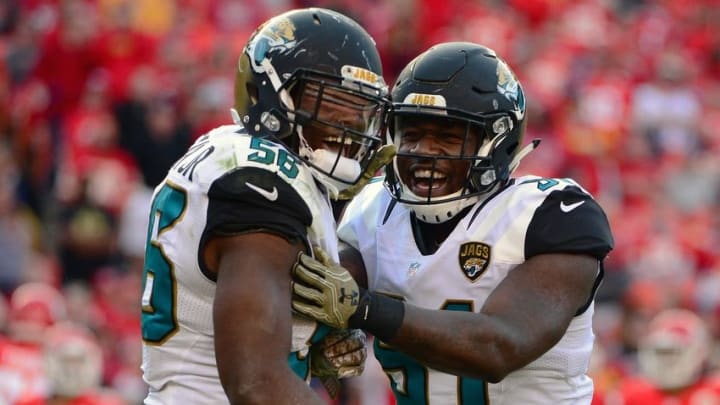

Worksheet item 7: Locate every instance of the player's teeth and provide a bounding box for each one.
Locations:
[324,137,354,145]
[414,170,445,179]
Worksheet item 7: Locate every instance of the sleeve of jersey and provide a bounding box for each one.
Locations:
[337,197,362,250]
[336,182,383,251]
[203,167,312,245]
[525,186,614,260]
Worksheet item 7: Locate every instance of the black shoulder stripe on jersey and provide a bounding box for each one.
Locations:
[198,167,313,280]
[525,186,614,260]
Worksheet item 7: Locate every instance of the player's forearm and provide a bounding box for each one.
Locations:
[386,305,533,383]
[222,367,326,405]
[350,291,530,381]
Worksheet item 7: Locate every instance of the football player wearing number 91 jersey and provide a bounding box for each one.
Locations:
[290,42,614,405]
[139,8,395,405]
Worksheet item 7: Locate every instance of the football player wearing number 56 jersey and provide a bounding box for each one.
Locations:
[290,42,614,405]
[139,8,395,405]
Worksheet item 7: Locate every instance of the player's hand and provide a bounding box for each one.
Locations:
[336,144,396,200]
[310,329,367,398]
[319,328,367,378]
[291,246,362,329]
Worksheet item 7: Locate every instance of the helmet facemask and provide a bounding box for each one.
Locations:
[286,69,389,193]
[386,106,516,223]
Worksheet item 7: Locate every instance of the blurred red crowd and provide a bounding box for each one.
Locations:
[0,0,719,404]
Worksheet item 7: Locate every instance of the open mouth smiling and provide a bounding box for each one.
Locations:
[323,135,353,146]
[409,166,449,196]
[319,135,362,158]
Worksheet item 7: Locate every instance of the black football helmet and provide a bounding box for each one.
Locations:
[234,8,389,191]
[385,42,535,223]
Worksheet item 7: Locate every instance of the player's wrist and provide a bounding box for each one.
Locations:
[348,289,404,342]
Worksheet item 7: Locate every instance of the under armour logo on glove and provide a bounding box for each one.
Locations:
[339,288,359,305]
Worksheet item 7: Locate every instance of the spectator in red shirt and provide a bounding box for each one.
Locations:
[612,309,720,405]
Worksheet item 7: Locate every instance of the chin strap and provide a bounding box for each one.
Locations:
[230,108,242,125]
[508,139,541,174]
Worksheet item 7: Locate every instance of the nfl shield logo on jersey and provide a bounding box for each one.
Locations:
[458,242,491,281]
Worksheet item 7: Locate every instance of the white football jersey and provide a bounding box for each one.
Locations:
[141,125,338,404]
[338,176,613,405]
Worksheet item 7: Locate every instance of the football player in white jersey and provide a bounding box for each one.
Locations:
[291,42,614,404]
[140,8,395,405]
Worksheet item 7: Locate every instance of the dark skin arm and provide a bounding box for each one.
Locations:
[339,243,598,383]
[204,232,326,405]
[339,241,368,289]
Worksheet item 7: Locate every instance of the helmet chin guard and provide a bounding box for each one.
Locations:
[388,153,483,223]
[300,143,362,197]
[403,192,481,224]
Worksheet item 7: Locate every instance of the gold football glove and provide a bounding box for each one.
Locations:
[291,246,361,330]
[293,246,406,342]
[310,329,367,398]
[336,144,396,200]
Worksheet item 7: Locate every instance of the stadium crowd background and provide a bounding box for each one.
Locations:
[0,0,719,403]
